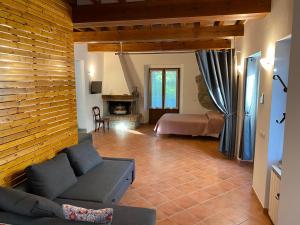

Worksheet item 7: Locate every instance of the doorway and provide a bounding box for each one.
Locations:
[268,37,291,165]
[239,53,261,161]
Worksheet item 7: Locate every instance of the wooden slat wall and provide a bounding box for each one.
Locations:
[0,0,78,187]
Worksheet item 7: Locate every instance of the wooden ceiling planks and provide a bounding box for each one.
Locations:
[88,39,231,52]
[71,0,271,51]
[0,0,77,187]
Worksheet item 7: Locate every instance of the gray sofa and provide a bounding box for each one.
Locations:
[0,142,156,225]
[56,157,135,204]
[0,202,156,225]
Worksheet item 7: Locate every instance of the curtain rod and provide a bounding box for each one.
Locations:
[114,49,233,55]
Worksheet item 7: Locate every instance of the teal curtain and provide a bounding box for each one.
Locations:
[240,57,260,160]
[196,50,238,159]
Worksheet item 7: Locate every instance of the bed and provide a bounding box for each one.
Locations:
[154,111,224,138]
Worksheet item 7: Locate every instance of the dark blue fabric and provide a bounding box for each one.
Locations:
[26,154,78,200]
[64,142,103,176]
[57,159,134,204]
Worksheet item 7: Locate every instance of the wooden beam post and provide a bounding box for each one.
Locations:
[88,39,231,52]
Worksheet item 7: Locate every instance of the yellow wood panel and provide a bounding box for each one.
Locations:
[0,25,73,50]
[0,16,71,44]
[0,0,77,187]
[0,104,76,132]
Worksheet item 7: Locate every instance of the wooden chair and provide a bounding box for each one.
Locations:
[92,106,110,132]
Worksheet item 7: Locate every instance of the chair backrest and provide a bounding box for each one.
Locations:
[92,106,101,120]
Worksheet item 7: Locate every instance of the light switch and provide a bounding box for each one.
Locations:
[260,93,265,104]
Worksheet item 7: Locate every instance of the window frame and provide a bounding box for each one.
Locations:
[149,68,180,110]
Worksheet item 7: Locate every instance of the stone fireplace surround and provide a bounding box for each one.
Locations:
[102,95,141,129]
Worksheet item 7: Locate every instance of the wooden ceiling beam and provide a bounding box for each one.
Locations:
[88,39,231,52]
[73,24,243,43]
[73,0,271,26]
[89,0,98,4]
[214,21,225,26]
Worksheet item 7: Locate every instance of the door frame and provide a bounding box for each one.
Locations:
[148,68,181,124]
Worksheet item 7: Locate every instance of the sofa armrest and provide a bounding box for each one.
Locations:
[102,157,135,183]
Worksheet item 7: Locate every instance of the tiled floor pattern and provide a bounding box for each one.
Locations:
[93,125,272,225]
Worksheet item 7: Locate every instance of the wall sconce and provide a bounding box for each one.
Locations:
[88,65,95,81]
[260,57,274,71]
[260,44,275,71]
[237,64,244,74]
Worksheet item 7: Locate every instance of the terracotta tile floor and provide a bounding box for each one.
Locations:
[93,125,272,225]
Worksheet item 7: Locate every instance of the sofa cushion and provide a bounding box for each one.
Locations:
[54,199,156,225]
[26,154,77,200]
[0,187,63,218]
[64,142,103,176]
[57,159,134,203]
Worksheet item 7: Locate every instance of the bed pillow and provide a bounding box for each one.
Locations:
[64,142,103,176]
[0,187,63,218]
[26,154,77,200]
[63,204,113,224]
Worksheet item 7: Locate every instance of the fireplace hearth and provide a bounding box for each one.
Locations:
[102,95,141,129]
[109,101,131,115]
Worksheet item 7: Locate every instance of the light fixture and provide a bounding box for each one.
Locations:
[260,57,274,71]
[237,64,244,74]
[88,65,95,80]
[260,44,275,71]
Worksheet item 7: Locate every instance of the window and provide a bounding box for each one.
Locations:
[149,68,180,109]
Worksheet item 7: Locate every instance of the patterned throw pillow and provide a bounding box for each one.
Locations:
[62,204,113,224]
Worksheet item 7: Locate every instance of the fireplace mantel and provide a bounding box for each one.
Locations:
[102,95,138,102]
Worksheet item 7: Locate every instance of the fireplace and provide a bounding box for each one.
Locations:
[109,101,131,115]
[102,95,141,129]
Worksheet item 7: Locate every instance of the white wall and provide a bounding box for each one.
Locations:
[235,0,293,208]
[75,60,87,129]
[278,0,300,223]
[103,52,209,123]
[74,44,104,133]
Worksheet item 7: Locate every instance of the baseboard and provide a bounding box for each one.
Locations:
[252,186,265,208]
[252,187,274,224]
[78,128,88,133]
[263,208,274,225]
[237,160,254,165]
